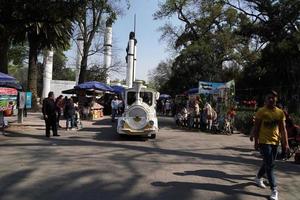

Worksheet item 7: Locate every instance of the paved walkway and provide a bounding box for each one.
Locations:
[0,112,299,200]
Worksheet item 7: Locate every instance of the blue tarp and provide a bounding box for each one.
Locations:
[159,94,171,99]
[188,88,198,95]
[0,72,22,90]
[74,81,114,92]
[111,85,125,94]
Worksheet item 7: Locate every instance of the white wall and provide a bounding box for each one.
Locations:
[50,80,76,97]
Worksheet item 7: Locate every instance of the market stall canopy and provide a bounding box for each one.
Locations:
[61,88,75,94]
[0,72,16,81]
[111,85,125,94]
[74,81,114,92]
[62,88,107,95]
[159,94,171,99]
[187,88,198,95]
[0,72,22,90]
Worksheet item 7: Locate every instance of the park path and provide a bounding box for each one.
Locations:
[0,113,299,200]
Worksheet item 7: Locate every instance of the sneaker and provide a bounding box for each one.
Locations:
[255,176,266,188]
[270,189,278,200]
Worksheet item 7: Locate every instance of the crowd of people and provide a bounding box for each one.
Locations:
[42,91,81,137]
[110,95,124,122]
[30,89,296,200]
[170,98,235,133]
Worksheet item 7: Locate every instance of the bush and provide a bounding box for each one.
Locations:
[290,113,300,125]
[234,111,300,135]
[234,111,255,135]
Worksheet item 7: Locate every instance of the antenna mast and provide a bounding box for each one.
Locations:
[134,14,136,34]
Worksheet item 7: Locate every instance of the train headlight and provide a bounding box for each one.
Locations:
[149,120,154,126]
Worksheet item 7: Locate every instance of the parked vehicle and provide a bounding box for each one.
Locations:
[116,81,159,139]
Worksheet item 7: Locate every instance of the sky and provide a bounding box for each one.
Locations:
[112,0,168,81]
[66,0,172,82]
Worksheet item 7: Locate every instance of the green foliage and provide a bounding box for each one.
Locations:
[147,59,173,92]
[76,0,123,83]
[52,49,75,81]
[7,44,28,87]
[154,0,300,115]
[234,110,255,135]
[229,0,300,114]
[290,113,300,126]
[8,44,28,67]
[154,0,253,94]
[85,65,107,82]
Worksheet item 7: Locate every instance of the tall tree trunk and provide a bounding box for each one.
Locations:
[28,39,39,111]
[78,54,88,84]
[0,36,9,74]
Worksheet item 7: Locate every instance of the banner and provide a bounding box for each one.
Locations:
[26,92,32,109]
[198,81,224,94]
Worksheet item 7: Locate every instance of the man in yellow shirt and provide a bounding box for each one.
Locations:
[252,90,289,200]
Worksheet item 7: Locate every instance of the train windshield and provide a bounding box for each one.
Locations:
[127,91,153,106]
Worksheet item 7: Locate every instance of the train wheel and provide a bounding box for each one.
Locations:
[150,134,156,139]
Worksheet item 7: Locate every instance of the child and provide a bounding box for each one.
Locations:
[74,106,82,129]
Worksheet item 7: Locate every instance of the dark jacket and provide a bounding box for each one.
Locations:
[42,98,56,118]
[64,99,75,118]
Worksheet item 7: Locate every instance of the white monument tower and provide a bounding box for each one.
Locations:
[126,32,137,88]
[42,49,54,99]
[104,19,113,85]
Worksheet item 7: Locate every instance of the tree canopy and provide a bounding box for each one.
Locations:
[151,0,300,113]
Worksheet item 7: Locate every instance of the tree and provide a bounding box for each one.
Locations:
[147,59,173,91]
[52,48,75,81]
[85,59,125,82]
[225,0,300,113]
[154,0,253,93]
[0,1,81,109]
[8,44,28,87]
[0,1,20,73]
[75,0,125,84]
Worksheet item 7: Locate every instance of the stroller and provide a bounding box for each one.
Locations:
[175,107,188,127]
[211,115,234,135]
[74,107,83,129]
[286,117,300,158]
[275,113,300,161]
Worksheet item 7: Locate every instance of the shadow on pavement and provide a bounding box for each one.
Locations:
[151,180,268,199]
[174,169,254,183]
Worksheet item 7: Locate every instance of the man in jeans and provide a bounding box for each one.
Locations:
[111,96,119,122]
[42,91,60,137]
[251,90,289,200]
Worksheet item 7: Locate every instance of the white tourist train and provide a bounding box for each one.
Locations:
[116,81,159,138]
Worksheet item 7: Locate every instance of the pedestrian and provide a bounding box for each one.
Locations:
[64,98,76,130]
[193,100,200,129]
[118,98,124,115]
[111,96,119,122]
[165,100,171,116]
[204,102,213,131]
[42,91,60,137]
[251,90,289,200]
[55,95,64,128]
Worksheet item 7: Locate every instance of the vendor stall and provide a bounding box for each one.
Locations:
[62,81,115,120]
[0,72,22,131]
